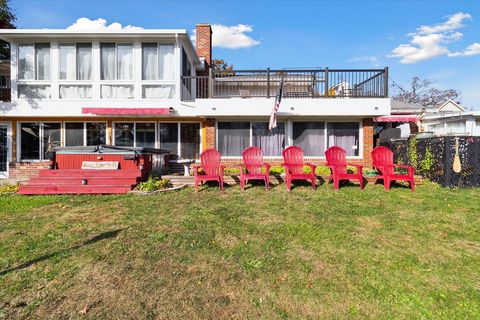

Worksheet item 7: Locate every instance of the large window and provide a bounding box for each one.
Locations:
[252,122,285,156]
[101,43,133,80]
[159,123,178,155]
[293,122,325,156]
[18,43,50,80]
[159,122,200,159]
[217,122,250,156]
[327,122,360,156]
[59,43,92,80]
[217,121,285,157]
[20,122,60,160]
[65,122,106,146]
[114,122,156,148]
[136,123,156,148]
[181,123,200,159]
[142,43,175,80]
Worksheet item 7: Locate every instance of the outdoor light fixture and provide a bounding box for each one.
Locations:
[82,179,88,185]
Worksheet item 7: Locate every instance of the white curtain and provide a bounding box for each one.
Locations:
[117,44,133,80]
[35,44,50,80]
[159,44,175,80]
[101,44,116,80]
[143,85,175,99]
[327,122,359,156]
[77,44,92,80]
[142,44,158,80]
[60,85,92,99]
[18,85,51,99]
[59,44,76,80]
[252,122,285,156]
[293,122,325,156]
[101,85,134,99]
[18,44,34,80]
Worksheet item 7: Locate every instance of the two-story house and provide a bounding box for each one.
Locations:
[0,24,390,182]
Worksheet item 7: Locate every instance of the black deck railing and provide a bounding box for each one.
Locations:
[181,67,388,100]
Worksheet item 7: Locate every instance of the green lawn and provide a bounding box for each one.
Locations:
[1,182,479,319]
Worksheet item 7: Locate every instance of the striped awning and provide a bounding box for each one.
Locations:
[374,115,419,122]
[82,107,172,115]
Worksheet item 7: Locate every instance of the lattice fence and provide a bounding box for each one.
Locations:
[381,136,480,188]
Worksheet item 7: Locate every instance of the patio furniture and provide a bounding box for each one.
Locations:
[325,146,364,190]
[193,148,225,192]
[372,146,415,192]
[239,146,271,191]
[282,146,317,191]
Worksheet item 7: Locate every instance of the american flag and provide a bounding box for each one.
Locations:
[268,78,284,130]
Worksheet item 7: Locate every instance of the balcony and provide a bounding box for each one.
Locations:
[181,68,388,101]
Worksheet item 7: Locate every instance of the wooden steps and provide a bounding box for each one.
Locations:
[18,169,143,195]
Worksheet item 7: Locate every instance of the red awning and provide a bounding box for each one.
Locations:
[82,107,172,115]
[374,115,419,122]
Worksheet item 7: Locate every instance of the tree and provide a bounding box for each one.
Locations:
[0,0,16,59]
[392,77,461,108]
[212,59,233,71]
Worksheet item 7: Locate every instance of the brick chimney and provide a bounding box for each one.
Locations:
[195,23,212,69]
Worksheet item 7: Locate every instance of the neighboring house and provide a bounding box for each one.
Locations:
[0,24,390,181]
[421,100,480,136]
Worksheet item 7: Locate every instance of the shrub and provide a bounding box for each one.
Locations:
[138,176,171,192]
[0,184,18,193]
[224,167,241,175]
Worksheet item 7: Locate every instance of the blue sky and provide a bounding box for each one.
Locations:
[10,0,480,108]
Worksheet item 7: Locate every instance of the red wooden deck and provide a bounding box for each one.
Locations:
[18,151,152,195]
[18,169,143,195]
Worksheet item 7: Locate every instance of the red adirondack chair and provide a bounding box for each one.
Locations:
[193,148,225,192]
[239,146,271,191]
[282,146,316,191]
[325,146,364,190]
[372,146,415,192]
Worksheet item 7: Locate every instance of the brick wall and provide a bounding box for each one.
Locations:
[7,161,51,183]
[203,118,216,150]
[362,118,374,165]
[195,24,212,69]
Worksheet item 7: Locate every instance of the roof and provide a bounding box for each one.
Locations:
[0,28,202,68]
[390,100,427,114]
[437,99,465,112]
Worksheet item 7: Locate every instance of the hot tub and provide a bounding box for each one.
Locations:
[52,145,170,177]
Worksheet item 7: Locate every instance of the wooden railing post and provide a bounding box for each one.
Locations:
[208,68,213,98]
[266,68,271,98]
[384,67,389,97]
[324,68,329,97]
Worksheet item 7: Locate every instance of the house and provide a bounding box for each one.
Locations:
[0,24,391,183]
[420,100,480,136]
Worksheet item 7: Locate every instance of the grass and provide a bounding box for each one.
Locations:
[1,181,480,319]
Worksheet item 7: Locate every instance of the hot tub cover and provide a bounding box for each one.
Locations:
[54,145,170,155]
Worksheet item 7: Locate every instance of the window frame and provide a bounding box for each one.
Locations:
[216,120,287,158]
[216,120,363,159]
[18,121,61,161]
[58,42,93,82]
[112,121,158,148]
[63,121,107,147]
[141,42,177,100]
[158,121,202,159]
[100,42,134,82]
[17,43,52,82]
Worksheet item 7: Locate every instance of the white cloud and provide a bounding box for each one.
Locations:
[389,12,474,64]
[416,12,471,35]
[191,24,260,49]
[67,17,143,31]
[450,42,480,57]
